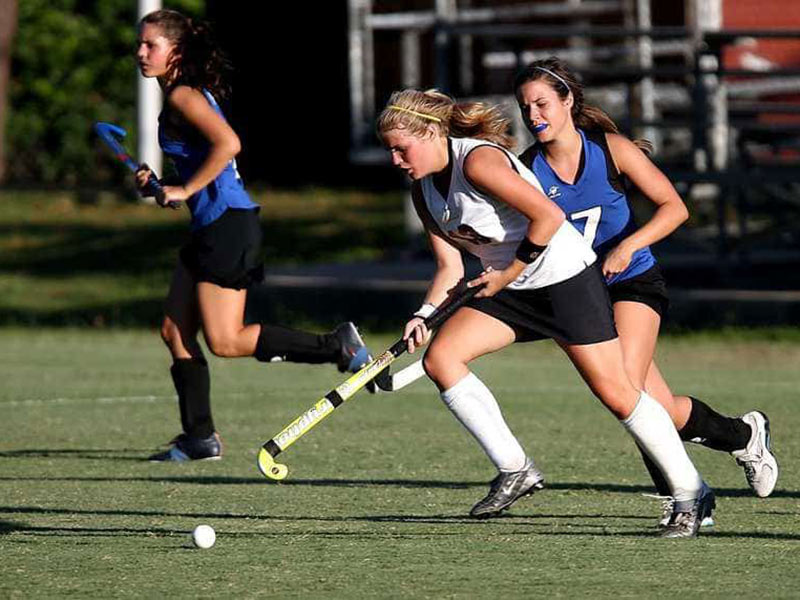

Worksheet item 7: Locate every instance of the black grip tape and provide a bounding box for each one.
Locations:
[325,390,344,408]
[264,439,281,458]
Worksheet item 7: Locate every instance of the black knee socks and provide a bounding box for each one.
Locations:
[639,396,752,495]
[679,396,752,453]
[170,358,214,439]
[254,324,338,364]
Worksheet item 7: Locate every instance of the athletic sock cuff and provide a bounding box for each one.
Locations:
[621,392,647,426]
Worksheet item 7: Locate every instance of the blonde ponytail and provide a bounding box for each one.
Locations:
[378,89,514,149]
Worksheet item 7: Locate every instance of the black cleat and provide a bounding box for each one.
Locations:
[148,432,223,462]
[470,459,545,518]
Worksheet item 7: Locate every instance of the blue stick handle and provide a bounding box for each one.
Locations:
[94,122,177,209]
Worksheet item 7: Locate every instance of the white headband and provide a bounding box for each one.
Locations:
[535,67,571,93]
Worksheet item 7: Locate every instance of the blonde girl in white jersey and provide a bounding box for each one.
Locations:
[378,89,714,538]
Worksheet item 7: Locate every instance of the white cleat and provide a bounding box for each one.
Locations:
[732,411,778,497]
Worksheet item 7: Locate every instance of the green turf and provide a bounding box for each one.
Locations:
[1,329,798,598]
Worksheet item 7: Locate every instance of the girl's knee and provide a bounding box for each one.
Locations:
[422,350,445,385]
[592,377,639,416]
[422,346,467,388]
[160,318,180,348]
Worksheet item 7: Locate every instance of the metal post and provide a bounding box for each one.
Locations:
[567,0,591,67]
[434,0,456,91]
[690,0,726,171]
[689,0,729,267]
[458,0,474,95]
[636,0,659,149]
[348,0,373,149]
[401,30,421,88]
[137,0,162,194]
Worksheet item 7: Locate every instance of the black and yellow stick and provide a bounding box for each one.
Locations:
[257,281,483,480]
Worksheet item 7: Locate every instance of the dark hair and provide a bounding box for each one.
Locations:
[513,57,652,154]
[140,9,232,100]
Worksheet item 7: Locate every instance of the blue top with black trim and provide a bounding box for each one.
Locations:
[159,89,258,230]
[520,129,655,284]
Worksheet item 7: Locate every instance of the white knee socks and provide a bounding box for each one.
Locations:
[622,392,703,504]
[440,372,528,472]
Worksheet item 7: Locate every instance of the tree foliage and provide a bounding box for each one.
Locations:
[7,0,202,186]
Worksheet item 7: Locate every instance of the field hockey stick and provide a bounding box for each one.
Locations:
[257,281,484,481]
[373,359,426,392]
[94,121,177,209]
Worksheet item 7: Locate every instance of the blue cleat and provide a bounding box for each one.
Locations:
[332,322,377,393]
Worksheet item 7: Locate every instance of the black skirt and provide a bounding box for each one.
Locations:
[468,263,618,345]
[607,264,669,318]
[179,208,264,290]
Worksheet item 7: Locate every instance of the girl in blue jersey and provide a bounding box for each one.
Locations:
[134,10,372,462]
[513,58,777,508]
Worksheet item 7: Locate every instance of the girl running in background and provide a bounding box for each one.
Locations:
[135,10,372,462]
[513,58,777,519]
[378,88,713,538]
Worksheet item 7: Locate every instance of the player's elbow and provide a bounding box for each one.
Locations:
[214,133,241,161]
[676,201,689,225]
[221,135,241,159]
[227,135,241,157]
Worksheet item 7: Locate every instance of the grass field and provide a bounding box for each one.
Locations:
[1,328,798,598]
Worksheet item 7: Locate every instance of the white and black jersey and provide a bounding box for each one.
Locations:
[415,137,616,346]
[416,137,596,290]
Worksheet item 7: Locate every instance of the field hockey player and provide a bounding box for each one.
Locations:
[514,58,778,525]
[134,10,373,462]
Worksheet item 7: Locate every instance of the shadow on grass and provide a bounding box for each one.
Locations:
[0,448,150,461]
[0,472,797,499]
[2,512,798,541]
[0,519,191,538]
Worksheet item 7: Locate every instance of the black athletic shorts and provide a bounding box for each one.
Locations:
[467,263,618,345]
[179,208,264,290]
[607,264,669,318]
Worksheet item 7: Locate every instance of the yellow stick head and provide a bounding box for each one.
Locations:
[257,447,289,481]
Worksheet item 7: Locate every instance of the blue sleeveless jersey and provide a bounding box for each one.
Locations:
[159,89,258,230]
[522,129,655,285]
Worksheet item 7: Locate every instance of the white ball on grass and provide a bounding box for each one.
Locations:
[192,525,216,549]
